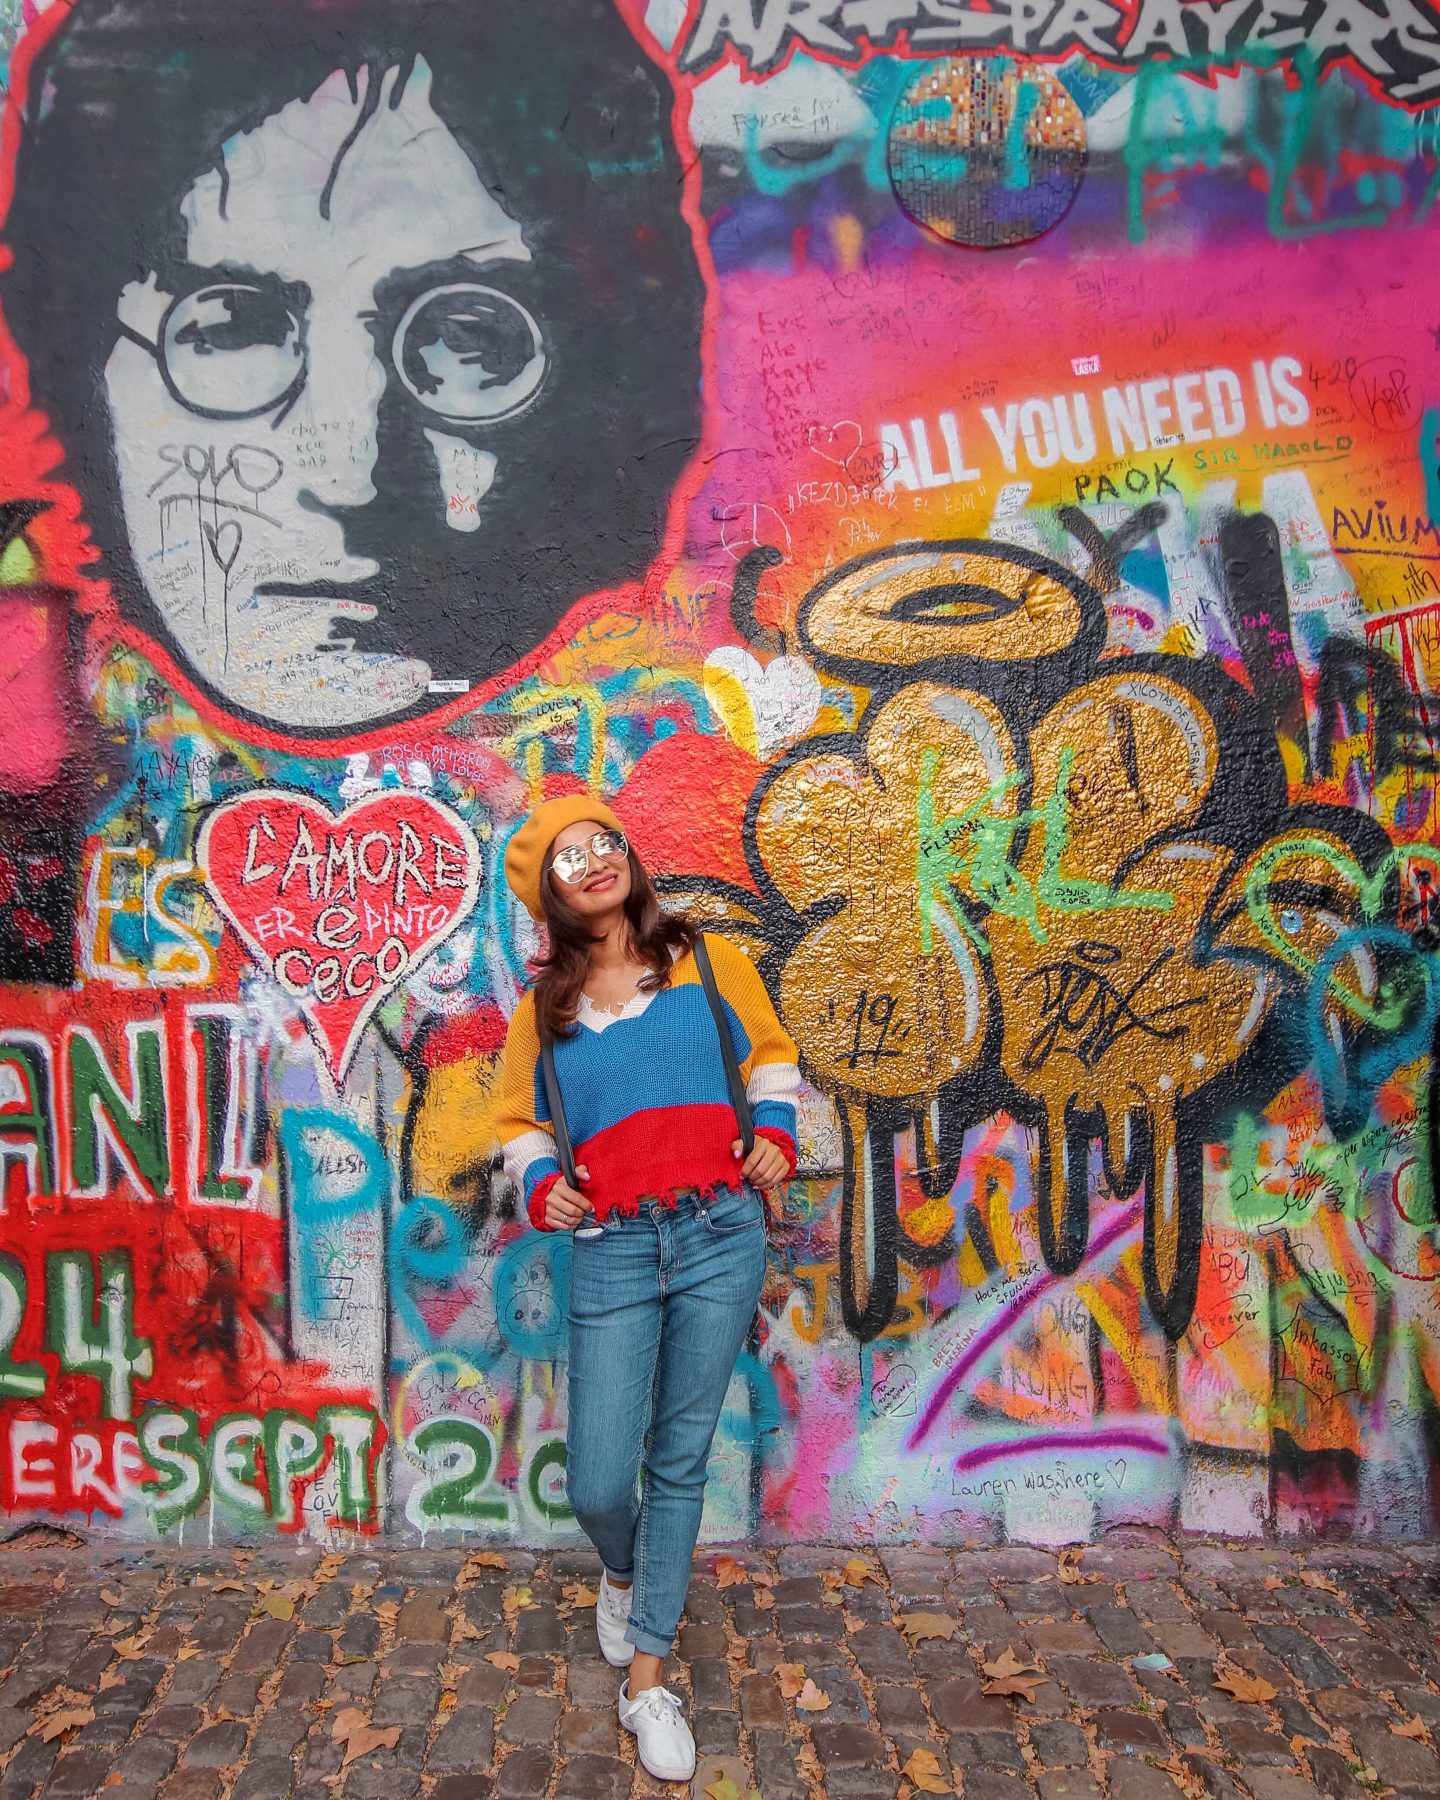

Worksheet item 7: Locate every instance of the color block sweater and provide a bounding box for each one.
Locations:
[497,935,800,1230]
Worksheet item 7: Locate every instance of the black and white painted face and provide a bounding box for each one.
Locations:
[105,59,547,728]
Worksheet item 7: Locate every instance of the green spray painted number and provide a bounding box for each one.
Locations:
[0,1255,44,1399]
[525,1438,574,1526]
[410,1418,511,1527]
[45,1250,154,1420]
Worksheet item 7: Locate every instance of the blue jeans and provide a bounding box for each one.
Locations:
[565,1184,766,1657]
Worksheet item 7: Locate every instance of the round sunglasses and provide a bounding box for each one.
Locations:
[550,830,629,886]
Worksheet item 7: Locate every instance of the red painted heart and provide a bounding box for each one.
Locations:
[198,789,482,1085]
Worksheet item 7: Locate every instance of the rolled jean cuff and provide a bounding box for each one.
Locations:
[626,1624,674,1658]
[604,1565,634,1583]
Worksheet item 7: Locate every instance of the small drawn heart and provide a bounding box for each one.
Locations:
[1106,1458,1128,1489]
[197,789,481,1085]
[847,438,901,488]
[806,419,863,468]
[202,520,243,576]
[704,646,821,761]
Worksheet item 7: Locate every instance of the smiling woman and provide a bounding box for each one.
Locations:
[3,0,703,731]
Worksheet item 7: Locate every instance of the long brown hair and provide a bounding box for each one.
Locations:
[532,842,696,1039]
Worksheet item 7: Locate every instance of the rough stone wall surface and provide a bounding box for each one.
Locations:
[0,0,1435,1546]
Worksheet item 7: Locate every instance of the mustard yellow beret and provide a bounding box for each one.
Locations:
[503,793,626,921]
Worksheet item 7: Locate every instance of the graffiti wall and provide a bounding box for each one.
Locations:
[0,0,1436,1547]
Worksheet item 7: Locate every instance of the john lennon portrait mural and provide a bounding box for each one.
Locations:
[0,0,1436,1550]
[4,0,703,727]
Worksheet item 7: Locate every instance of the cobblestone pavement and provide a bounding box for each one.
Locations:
[0,1533,1439,1799]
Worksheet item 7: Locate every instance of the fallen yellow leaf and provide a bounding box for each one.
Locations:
[484,1651,520,1673]
[563,1582,599,1609]
[843,1558,882,1588]
[774,1662,806,1699]
[1391,1716,1428,1740]
[259,1591,295,1621]
[897,1611,958,1646]
[715,1556,748,1589]
[901,1746,953,1793]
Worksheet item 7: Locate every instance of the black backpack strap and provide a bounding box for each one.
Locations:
[694,933,755,1155]
[538,1027,579,1189]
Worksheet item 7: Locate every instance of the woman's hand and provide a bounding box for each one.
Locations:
[544,1165,593,1231]
[734,1136,789,1193]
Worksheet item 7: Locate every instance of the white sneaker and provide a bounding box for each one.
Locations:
[596,1571,635,1667]
[618,1680,696,1783]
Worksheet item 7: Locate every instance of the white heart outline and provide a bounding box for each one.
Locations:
[197,787,482,1087]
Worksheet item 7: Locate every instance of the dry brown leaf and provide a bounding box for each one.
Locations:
[981,1648,1044,1679]
[317,1553,345,1579]
[562,1582,599,1609]
[470,1550,507,1569]
[753,1585,775,1611]
[484,1651,520,1673]
[176,1647,200,1661]
[453,1617,484,1644]
[99,1588,122,1606]
[32,1707,93,1743]
[331,1706,402,1767]
[1299,1571,1344,1596]
[212,1578,247,1594]
[843,1557,882,1588]
[1261,1575,1286,1590]
[795,1678,830,1712]
[1214,1664,1278,1704]
[897,1610,958,1646]
[33,1688,91,1722]
[821,1569,844,1591]
[796,1744,823,1785]
[980,1647,1046,1702]
[500,1585,533,1623]
[111,1634,148,1658]
[820,1588,845,1607]
[714,1556,747,1589]
[259,1591,295,1621]
[750,1569,774,1589]
[374,1599,400,1625]
[774,1662,806,1699]
[1391,1716,1428,1740]
[1057,1549,1100,1586]
[901,1746,953,1794]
